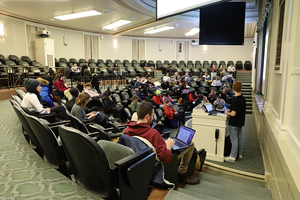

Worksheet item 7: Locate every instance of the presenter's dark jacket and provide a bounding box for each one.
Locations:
[228,95,246,127]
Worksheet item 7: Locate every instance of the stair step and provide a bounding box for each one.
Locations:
[177,188,221,200]
[205,168,265,187]
[199,172,271,198]
[184,181,273,200]
[246,109,252,113]
[243,95,252,98]
[163,190,200,200]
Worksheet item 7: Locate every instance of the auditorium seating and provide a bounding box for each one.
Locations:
[58,125,156,200]
[236,60,243,69]
[244,60,252,70]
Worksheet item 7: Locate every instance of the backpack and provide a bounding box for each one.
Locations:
[168,118,178,128]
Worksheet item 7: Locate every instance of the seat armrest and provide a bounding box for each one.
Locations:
[115,147,153,167]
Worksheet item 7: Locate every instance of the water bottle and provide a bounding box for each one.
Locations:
[257,89,261,95]
[224,103,228,112]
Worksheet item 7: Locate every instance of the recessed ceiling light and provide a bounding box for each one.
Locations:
[185,28,199,36]
[102,20,132,30]
[144,26,174,34]
[54,10,102,21]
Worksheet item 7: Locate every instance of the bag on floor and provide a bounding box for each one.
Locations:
[76,82,84,92]
[224,135,232,156]
[168,118,178,129]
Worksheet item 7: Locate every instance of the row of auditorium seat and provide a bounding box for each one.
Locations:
[0,54,252,70]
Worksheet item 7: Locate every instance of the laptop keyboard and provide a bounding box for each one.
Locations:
[173,141,186,149]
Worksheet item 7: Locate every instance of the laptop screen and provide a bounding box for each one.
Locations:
[176,126,196,145]
[205,103,213,112]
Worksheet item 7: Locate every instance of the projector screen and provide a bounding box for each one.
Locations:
[199,2,246,45]
[156,0,228,20]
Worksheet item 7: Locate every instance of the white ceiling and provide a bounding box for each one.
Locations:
[0,0,258,39]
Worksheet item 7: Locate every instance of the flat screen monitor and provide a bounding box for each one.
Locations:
[199,2,246,45]
[156,0,228,20]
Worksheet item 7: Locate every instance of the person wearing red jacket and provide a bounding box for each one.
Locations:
[54,73,69,91]
[124,101,199,184]
[152,90,165,109]
[164,100,185,126]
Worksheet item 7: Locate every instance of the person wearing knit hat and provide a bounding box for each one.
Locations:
[21,78,69,121]
[24,78,41,93]
[224,81,246,162]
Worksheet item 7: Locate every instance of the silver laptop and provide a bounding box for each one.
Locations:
[169,126,196,151]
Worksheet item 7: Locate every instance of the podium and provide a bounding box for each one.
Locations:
[191,105,227,162]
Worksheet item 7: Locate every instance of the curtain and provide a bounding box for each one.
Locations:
[26,25,43,60]
[132,39,145,61]
[91,35,99,60]
[84,35,91,60]
[132,39,138,61]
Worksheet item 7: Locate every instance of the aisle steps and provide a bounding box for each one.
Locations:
[164,168,273,200]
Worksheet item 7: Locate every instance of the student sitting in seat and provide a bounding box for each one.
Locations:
[153,90,165,109]
[21,78,69,120]
[130,95,139,113]
[124,101,200,184]
[164,100,185,126]
[201,72,211,82]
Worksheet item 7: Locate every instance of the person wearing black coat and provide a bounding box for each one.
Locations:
[102,91,127,122]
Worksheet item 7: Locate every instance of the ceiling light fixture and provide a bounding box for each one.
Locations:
[54,10,102,21]
[185,28,199,36]
[103,20,132,30]
[144,26,174,34]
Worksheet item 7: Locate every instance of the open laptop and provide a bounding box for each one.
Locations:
[168,126,196,151]
[204,103,218,115]
[182,89,190,94]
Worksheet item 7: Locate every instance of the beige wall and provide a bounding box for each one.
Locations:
[145,38,176,61]
[189,38,254,64]
[0,16,27,58]
[46,27,84,60]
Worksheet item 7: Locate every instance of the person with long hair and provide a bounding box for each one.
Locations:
[21,78,69,120]
[70,92,99,123]
[208,89,218,104]
[54,73,69,91]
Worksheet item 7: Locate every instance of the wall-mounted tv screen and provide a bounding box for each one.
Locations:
[156,0,228,20]
[199,2,246,45]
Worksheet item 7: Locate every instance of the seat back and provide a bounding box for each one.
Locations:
[121,92,130,101]
[69,58,77,64]
[78,58,86,64]
[10,101,43,153]
[112,93,122,104]
[24,114,68,173]
[59,58,68,63]
[5,60,16,66]
[9,55,19,63]
[11,94,22,105]
[88,59,95,64]
[15,88,25,99]
[67,113,90,134]
[0,54,6,63]
[58,125,118,199]
[19,60,29,67]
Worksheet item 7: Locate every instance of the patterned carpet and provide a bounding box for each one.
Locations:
[186,114,265,175]
[0,100,103,199]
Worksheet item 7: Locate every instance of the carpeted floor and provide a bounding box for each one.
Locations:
[0,100,102,199]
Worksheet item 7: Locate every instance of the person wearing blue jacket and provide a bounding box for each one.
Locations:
[37,77,55,107]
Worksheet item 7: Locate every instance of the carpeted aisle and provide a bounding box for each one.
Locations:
[0,100,102,199]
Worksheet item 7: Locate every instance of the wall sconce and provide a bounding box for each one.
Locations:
[159,43,162,51]
[113,40,118,50]
[63,35,67,46]
[203,45,207,53]
[0,23,4,39]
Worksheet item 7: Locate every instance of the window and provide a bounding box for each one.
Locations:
[275,0,285,70]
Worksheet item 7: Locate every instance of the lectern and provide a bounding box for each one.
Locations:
[191,104,227,162]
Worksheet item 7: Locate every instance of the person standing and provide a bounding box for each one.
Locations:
[224,82,246,162]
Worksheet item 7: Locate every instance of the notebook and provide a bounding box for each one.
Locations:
[168,126,196,151]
